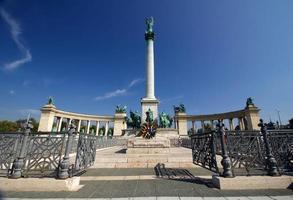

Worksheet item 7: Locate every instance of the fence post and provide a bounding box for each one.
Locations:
[10,120,33,179]
[217,121,233,178]
[258,119,278,176]
[58,123,76,179]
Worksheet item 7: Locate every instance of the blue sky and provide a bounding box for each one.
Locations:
[0,0,292,124]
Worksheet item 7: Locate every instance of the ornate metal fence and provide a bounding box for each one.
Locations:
[23,133,67,177]
[225,131,266,176]
[0,122,128,179]
[0,133,22,176]
[267,130,293,174]
[73,134,97,174]
[190,120,293,177]
[190,132,219,173]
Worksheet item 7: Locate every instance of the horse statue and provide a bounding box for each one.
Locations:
[145,108,154,123]
[127,110,141,129]
[115,105,127,113]
[159,112,173,128]
[173,104,186,113]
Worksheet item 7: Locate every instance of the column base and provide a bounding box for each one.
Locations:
[141,98,159,122]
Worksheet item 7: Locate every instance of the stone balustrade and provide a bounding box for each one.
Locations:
[174,105,260,136]
[38,103,127,136]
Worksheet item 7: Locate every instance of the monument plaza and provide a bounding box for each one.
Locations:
[1,12,293,200]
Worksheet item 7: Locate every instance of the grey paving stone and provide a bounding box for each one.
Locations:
[203,197,226,200]
[248,197,274,200]
[157,197,180,200]
[130,197,156,200]
[82,168,212,177]
[133,180,157,197]
[269,196,293,200]
[225,197,251,200]
[179,197,204,200]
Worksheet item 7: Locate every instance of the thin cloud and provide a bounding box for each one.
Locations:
[0,8,32,70]
[22,80,31,87]
[94,78,143,101]
[9,90,15,95]
[128,78,144,88]
[94,89,127,101]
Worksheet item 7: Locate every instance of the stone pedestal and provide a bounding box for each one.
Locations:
[113,113,127,136]
[38,104,56,132]
[127,137,170,154]
[141,98,159,122]
[245,105,261,130]
[175,112,188,136]
[156,128,179,139]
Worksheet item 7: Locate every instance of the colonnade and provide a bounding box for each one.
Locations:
[175,104,260,135]
[53,116,112,135]
[38,103,127,136]
[189,117,246,133]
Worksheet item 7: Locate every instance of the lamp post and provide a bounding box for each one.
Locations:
[276,109,282,128]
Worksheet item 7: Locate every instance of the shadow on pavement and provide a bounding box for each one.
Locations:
[154,163,215,188]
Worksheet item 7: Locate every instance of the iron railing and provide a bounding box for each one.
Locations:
[190,132,219,173]
[0,122,127,179]
[190,119,293,177]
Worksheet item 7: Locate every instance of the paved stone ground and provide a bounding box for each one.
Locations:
[1,168,293,199]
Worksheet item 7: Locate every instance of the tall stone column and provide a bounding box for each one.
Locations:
[141,17,159,122]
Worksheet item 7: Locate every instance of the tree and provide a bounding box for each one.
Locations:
[0,120,18,132]
[15,118,39,132]
[289,118,293,129]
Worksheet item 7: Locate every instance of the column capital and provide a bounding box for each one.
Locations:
[145,32,154,40]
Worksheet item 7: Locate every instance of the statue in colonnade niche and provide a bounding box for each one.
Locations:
[159,112,173,128]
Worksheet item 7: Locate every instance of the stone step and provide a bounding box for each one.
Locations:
[92,146,195,168]
[92,162,198,168]
[95,156,193,163]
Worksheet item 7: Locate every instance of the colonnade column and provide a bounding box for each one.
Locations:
[201,121,205,133]
[57,117,63,132]
[229,118,234,130]
[192,121,196,134]
[238,118,244,130]
[96,121,100,135]
[210,120,214,130]
[86,120,91,134]
[68,118,72,130]
[77,120,81,132]
[105,122,109,136]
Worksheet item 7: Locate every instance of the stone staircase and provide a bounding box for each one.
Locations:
[92,146,198,168]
